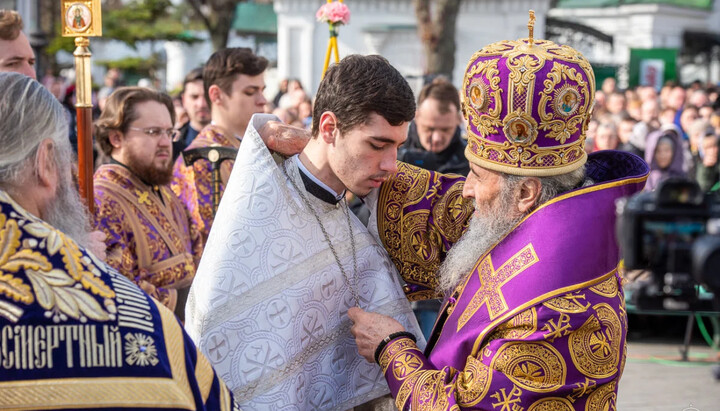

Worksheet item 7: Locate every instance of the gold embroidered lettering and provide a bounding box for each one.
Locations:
[109,325,122,367]
[1,326,11,369]
[34,325,45,368]
[46,325,59,369]
[13,325,21,370]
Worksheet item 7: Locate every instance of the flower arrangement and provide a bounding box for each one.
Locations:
[316,0,350,25]
[317,0,351,77]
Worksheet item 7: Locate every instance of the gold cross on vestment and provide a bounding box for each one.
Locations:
[135,189,151,206]
[457,244,539,331]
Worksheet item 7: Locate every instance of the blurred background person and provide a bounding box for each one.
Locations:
[0,9,35,79]
[593,122,620,152]
[399,77,468,176]
[644,127,686,191]
[695,129,720,192]
[172,67,210,160]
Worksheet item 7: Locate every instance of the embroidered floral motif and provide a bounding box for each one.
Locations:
[568,303,623,379]
[490,341,567,393]
[124,332,159,366]
[0,208,116,324]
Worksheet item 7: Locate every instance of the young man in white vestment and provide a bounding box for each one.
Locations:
[185,55,425,410]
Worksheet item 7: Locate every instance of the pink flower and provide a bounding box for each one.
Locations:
[316,1,350,25]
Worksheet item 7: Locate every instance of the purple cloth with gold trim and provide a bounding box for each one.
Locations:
[171,124,240,243]
[93,164,202,312]
[375,151,649,410]
[0,190,235,410]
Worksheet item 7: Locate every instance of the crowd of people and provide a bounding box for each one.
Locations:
[583,77,720,192]
[1,6,714,410]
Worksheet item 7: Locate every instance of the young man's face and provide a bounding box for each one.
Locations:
[218,73,266,135]
[329,113,407,197]
[182,79,210,129]
[415,98,460,153]
[0,31,36,79]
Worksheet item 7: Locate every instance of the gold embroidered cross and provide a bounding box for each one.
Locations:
[135,189,151,206]
[568,377,597,402]
[490,385,523,411]
[541,313,572,342]
[457,244,539,331]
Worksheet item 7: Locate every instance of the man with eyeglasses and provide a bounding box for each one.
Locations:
[92,87,202,320]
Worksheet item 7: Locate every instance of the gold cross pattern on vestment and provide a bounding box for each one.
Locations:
[135,189,151,206]
[457,244,539,331]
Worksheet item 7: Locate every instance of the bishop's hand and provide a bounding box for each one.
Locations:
[348,307,405,363]
[259,120,311,157]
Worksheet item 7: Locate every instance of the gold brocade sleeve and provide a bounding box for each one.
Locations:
[379,285,627,410]
[376,162,473,300]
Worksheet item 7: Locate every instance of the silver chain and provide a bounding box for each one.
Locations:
[282,162,360,307]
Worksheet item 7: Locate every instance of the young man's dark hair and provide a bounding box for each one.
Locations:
[202,47,268,107]
[181,66,203,95]
[311,54,415,137]
[417,77,461,115]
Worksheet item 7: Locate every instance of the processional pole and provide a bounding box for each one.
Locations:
[317,0,350,78]
[61,0,102,213]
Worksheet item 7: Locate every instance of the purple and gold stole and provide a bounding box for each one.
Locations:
[427,151,649,370]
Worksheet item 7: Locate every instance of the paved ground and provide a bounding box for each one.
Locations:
[618,341,720,410]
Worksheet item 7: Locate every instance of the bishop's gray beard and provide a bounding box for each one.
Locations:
[43,168,91,249]
[437,198,523,297]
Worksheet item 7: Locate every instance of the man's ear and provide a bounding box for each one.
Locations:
[208,84,223,107]
[318,112,338,144]
[517,177,542,215]
[108,130,123,148]
[35,139,57,189]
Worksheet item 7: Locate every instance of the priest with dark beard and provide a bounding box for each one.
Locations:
[93,87,202,320]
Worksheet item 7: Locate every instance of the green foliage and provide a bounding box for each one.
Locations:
[46,23,76,55]
[103,0,201,48]
[95,56,160,72]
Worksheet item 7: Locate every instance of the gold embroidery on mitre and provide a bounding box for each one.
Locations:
[554,84,582,118]
[491,341,567,393]
[584,380,617,411]
[457,355,493,406]
[569,303,623,379]
[462,34,594,176]
[503,110,539,145]
[528,397,575,411]
[464,59,503,137]
[537,62,591,144]
[543,291,591,314]
[468,78,489,112]
[458,244,540,331]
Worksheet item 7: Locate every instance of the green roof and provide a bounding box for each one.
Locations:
[232,3,277,34]
[556,0,713,9]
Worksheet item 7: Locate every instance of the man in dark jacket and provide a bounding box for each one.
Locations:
[172,67,210,160]
[399,78,469,176]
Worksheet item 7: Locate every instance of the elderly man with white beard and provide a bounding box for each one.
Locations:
[0,72,235,409]
[347,19,651,410]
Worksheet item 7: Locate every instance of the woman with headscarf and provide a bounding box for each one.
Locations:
[644,125,687,191]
